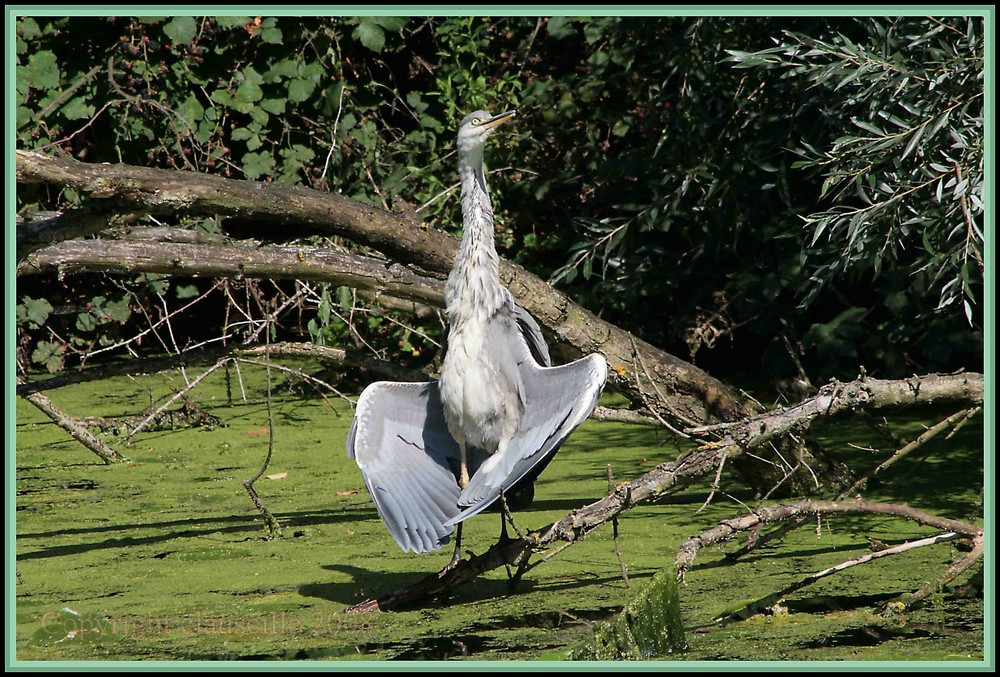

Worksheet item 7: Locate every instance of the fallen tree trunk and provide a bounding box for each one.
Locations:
[18,239,447,308]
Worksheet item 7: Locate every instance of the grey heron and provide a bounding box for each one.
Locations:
[346,109,607,559]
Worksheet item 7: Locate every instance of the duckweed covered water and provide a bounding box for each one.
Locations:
[13,364,985,662]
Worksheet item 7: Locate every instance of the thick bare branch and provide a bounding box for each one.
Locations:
[17,208,140,261]
[17,380,128,464]
[18,239,445,308]
[685,372,985,447]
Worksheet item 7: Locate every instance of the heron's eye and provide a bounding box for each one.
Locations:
[471,118,482,126]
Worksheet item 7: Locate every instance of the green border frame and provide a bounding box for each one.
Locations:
[5,5,994,672]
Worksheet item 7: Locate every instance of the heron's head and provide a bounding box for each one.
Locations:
[457,109,516,154]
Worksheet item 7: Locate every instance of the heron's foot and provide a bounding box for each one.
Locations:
[439,546,468,578]
[504,546,533,589]
[437,524,465,576]
[496,490,533,584]
[440,552,463,577]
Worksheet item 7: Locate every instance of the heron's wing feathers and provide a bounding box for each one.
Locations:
[346,381,462,553]
[511,303,551,367]
[447,350,607,525]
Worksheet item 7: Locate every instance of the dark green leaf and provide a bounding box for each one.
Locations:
[163,16,198,45]
[354,21,385,53]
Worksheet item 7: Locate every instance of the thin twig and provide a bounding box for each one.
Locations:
[695,447,728,514]
[721,532,960,623]
[321,83,347,181]
[242,340,282,538]
[83,281,223,362]
[234,357,352,407]
[945,406,981,440]
[842,407,978,497]
[607,465,630,588]
[25,63,103,130]
[124,360,227,441]
[628,334,694,438]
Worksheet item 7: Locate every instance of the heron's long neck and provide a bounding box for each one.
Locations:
[446,147,505,320]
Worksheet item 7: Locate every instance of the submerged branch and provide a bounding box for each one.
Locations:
[724,531,963,623]
[674,499,981,581]
[675,497,982,621]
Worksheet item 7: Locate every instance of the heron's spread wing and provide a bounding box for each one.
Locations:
[346,381,462,553]
[445,327,607,526]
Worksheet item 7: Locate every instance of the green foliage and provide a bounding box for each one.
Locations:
[727,18,984,324]
[15,15,983,383]
[352,17,408,53]
[16,296,53,329]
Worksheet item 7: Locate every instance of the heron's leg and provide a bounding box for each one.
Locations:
[445,522,463,571]
[445,438,469,572]
[498,488,533,586]
[498,488,525,541]
[459,441,470,488]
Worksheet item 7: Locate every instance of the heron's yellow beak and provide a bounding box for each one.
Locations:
[483,110,516,129]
